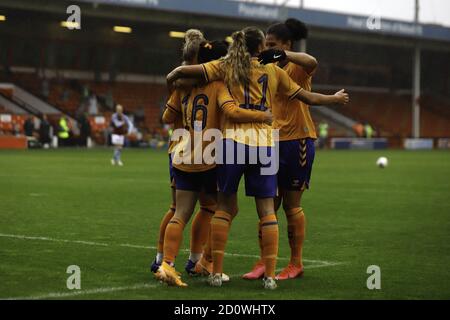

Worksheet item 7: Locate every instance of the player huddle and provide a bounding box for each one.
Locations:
[151,19,349,289]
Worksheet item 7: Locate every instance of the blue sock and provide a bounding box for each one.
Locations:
[113,148,120,161]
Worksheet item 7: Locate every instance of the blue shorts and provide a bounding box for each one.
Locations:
[217,139,277,198]
[173,167,218,194]
[277,138,315,191]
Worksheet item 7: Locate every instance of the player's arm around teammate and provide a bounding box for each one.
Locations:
[167,61,348,107]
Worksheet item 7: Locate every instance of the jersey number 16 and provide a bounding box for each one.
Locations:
[182,94,208,131]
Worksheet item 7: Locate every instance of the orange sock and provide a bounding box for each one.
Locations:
[163,216,185,264]
[157,205,175,253]
[211,211,233,274]
[190,206,215,258]
[260,214,279,278]
[202,228,213,263]
[286,208,305,267]
[255,221,263,265]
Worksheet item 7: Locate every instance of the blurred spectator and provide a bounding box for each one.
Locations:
[39,114,51,148]
[318,121,329,149]
[353,122,364,137]
[23,116,34,137]
[364,122,374,139]
[58,116,70,146]
[78,113,91,147]
[88,93,98,115]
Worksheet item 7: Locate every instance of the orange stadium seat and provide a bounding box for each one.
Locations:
[330,91,450,138]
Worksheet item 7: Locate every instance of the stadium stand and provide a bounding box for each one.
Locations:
[3,71,166,131]
[0,114,26,135]
[0,0,448,148]
[328,91,450,138]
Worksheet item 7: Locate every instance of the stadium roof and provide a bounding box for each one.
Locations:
[77,0,450,43]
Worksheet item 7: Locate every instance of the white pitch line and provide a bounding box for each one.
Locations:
[3,283,158,300]
[120,243,335,265]
[0,233,343,266]
[0,233,109,247]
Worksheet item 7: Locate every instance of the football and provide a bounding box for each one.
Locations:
[376,156,388,168]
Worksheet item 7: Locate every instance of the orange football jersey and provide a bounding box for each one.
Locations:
[202,58,302,147]
[164,81,267,172]
[273,62,317,140]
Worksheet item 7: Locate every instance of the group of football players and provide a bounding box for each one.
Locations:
[150,19,349,289]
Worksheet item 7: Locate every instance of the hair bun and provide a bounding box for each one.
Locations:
[232,30,245,42]
[285,18,308,40]
[184,29,205,43]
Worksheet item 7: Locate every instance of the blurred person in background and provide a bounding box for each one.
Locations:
[364,122,374,138]
[318,121,329,149]
[78,112,91,147]
[353,121,364,137]
[88,92,98,115]
[39,114,51,148]
[58,116,70,147]
[110,104,132,166]
[23,115,34,137]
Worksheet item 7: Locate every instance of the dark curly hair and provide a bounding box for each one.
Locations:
[266,18,308,45]
[197,40,229,64]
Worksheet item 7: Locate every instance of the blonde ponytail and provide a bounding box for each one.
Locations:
[221,30,251,87]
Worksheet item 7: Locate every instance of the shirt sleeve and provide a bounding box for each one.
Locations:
[201,60,223,83]
[292,63,313,88]
[275,65,303,100]
[163,90,182,124]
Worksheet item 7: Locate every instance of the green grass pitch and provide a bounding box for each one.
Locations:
[0,148,449,299]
